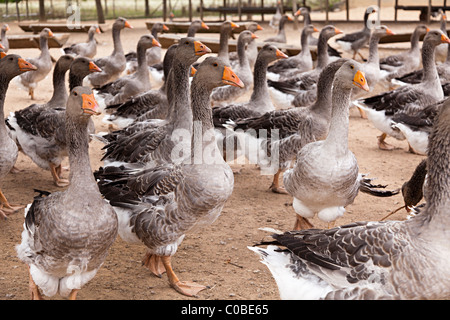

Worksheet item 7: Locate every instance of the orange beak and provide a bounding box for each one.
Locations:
[48,30,54,37]
[287,16,293,21]
[6,25,10,31]
[125,21,133,29]
[353,70,369,92]
[152,38,162,47]
[426,27,430,33]
[222,66,244,88]
[163,24,169,31]
[96,27,101,34]
[0,52,6,59]
[441,33,450,44]
[18,58,37,72]
[334,27,343,35]
[0,43,4,49]
[194,40,212,56]
[251,32,258,39]
[276,49,288,59]
[190,66,197,77]
[230,21,240,29]
[256,24,263,31]
[89,61,102,73]
[201,21,209,30]
[313,26,319,32]
[385,27,395,36]
[444,14,447,20]
[294,9,301,16]
[82,93,101,116]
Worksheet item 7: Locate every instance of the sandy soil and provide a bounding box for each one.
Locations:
[0,12,436,301]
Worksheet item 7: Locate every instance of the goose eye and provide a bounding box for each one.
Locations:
[74,92,78,96]
[185,41,190,45]
[213,63,218,67]
[350,65,354,70]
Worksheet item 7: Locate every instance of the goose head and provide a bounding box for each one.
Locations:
[41,28,54,39]
[193,57,244,91]
[67,86,100,118]
[259,44,288,63]
[138,34,161,51]
[335,60,369,92]
[424,29,450,46]
[114,17,133,30]
[0,54,36,80]
[177,37,211,65]
[71,57,101,79]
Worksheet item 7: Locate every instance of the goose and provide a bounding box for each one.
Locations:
[229,22,264,70]
[268,25,343,109]
[392,27,450,87]
[0,54,36,220]
[125,22,168,75]
[187,20,210,37]
[210,30,257,105]
[217,21,240,65]
[354,30,450,151]
[269,1,283,30]
[7,57,102,187]
[380,25,429,82]
[63,25,101,58]
[249,98,450,300]
[294,7,341,58]
[84,17,132,88]
[14,28,54,100]
[381,158,427,221]
[335,6,377,60]
[101,43,179,129]
[213,44,288,128]
[99,38,211,166]
[94,57,242,297]
[1,24,9,53]
[266,24,319,81]
[283,60,371,229]
[94,34,161,112]
[264,14,292,44]
[223,59,351,194]
[358,25,395,92]
[16,87,118,300]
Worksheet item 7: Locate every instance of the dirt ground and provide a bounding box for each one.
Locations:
[0,10,439,301]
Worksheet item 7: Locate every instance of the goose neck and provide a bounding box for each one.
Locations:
[0,77,9,135]
[237,37,249,68]
[316,34,330,69]
[250,58,271,103]
[112,26,124,55]
[167,61,192,130]
[421,40,439,82]
[367,34,381,65]
[39,36,50,56]
[66,115,97,192]
[47,64,68,107]
[323,82,352,154]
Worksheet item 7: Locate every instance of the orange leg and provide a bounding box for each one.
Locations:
[28,265,43,300]
[50,163,69,187]
[68,289,79,300]
[142,252,166,278]
[269,169,288,194]
[293,215,314,230]
[0,189,24,219]
[161,256,207,297]
[377,133,396,151]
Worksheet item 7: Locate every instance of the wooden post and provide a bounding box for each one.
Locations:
[189,0,192,21]
[39,0,46,21]
[163,0,167,21]
[293,1,298,30]
[238,0,242,21]
[223,0,227,21]
[427,0,431,24]
[16,0,20,22]
[200,0,204,21]
[325,0,329,23]
[395,0,398,21]
[346,0,349,21]
[261,0,264,21]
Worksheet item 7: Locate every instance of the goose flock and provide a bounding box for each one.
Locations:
[0,6,449,301]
